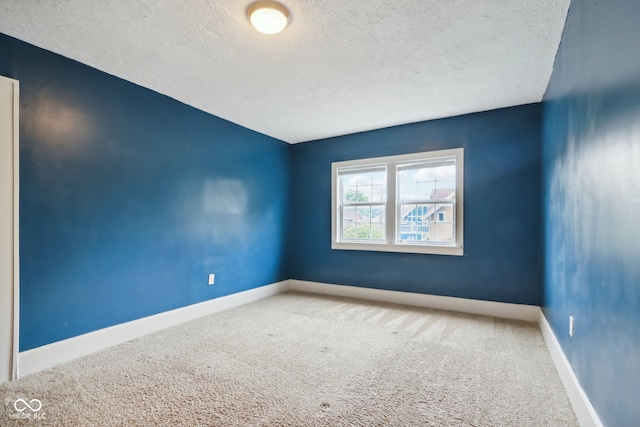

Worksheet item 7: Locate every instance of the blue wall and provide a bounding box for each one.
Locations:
[290,105,543,305]
[0,34,290,351]
[542,0,640,425]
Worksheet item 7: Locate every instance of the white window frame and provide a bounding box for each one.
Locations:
[331,148,464,256]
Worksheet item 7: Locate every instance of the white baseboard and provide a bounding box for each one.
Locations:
[288,280,539,322]
[18,281,289,378]
[538,310,604,427]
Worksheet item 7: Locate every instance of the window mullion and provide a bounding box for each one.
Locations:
[386,162,397,244]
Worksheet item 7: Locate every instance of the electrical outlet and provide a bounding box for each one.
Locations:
[208,274,215,285]
[569,315,574,338]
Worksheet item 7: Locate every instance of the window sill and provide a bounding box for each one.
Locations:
[331,241,463,256]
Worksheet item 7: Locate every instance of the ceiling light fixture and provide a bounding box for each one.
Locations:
[247,1,290,35]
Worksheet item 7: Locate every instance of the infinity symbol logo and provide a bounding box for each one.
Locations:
[14,398,42,412]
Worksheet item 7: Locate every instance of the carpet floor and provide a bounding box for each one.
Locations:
[1,291,578,426]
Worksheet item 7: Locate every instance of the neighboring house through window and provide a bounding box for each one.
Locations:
[331,148,464,256]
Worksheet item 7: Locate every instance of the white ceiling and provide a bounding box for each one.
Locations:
[0,0,570,144]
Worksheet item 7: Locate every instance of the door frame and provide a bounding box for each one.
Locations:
[2,76,20,380]
[12,77,19,380]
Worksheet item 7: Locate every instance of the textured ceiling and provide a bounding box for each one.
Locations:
[0,0,570,143]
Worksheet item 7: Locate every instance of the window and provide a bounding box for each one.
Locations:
[331,148,463,256]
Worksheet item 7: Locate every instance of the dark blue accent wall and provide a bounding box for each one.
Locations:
[542,0,640,425]
[290,105,543,305]
[0,34,290,351]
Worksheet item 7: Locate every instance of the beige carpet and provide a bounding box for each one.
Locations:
[1,291,577,426]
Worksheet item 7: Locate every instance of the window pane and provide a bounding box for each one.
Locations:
[356,223,371,239]
[432,216,454,243]
[371,223,385,239]
[433,180,456,199]
[341,204,385,241]
[397,159,457,246]
[356,205,371,221]
[343,223,356,239]
[371,206,385,223]
[399,203,433,243]
[341,169,386,203]
[398,201,454,244]
[343,206,356,222]
[398,160,456,202]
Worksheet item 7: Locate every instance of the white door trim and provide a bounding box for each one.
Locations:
[11,78,19,380]
[1,76,20,381]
